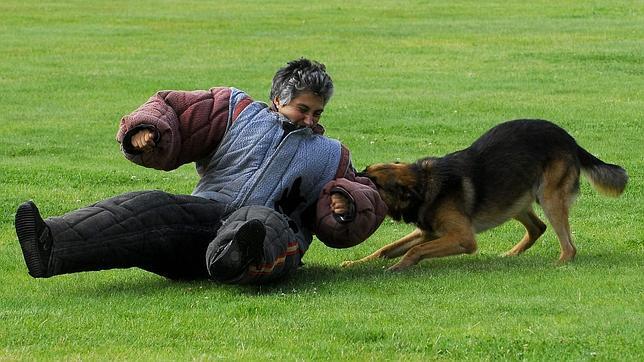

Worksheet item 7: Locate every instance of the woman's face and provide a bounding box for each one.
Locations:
[275,92,325,128]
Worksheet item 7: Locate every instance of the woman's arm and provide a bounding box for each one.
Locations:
[116,87,252,170]
[312,146,388,248]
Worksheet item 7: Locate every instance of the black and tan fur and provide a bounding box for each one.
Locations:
[342,119,628,271]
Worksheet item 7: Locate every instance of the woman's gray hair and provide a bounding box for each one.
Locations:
[269,58,334,107]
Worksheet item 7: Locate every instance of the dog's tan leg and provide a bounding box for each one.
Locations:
[539,159,579,263]
[388,204,476,271]
[388,231,476,271]
[340,228,428,268]
[541,200,575,263]
[503,208,547,257]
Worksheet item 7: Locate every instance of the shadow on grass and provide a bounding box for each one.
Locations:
[49,249,641,297]
[238,249,643,295]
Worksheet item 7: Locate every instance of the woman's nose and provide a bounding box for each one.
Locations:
[303,114,315,125]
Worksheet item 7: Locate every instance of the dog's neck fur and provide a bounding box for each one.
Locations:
[403,158,444,227]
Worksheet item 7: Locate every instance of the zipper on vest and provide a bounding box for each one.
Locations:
[239,127,310,207]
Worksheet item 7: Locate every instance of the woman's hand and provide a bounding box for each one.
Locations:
[331,193,349,215]
[131,129,155,152]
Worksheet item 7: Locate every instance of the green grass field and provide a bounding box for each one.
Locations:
[1,0,642,360]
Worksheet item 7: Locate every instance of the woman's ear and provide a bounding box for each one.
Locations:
[272,97,281,110]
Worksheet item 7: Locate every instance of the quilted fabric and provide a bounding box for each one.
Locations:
[117,87,234,171]
[115,86,388,254]
[316,177,388,248]
[205,205,301,283]
[45,191,225,279]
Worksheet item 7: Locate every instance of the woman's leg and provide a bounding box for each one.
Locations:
[15,190,226,280]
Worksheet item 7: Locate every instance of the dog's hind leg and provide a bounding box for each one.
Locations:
[502,208,547,257]
[340,228,429,268]
[541,200,575,263]
[539,159,579,263]
[541,199,576,263]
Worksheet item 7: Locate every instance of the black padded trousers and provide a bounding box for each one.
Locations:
[44,190,225,279]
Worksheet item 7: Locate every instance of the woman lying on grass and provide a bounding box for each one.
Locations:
[15,58,387,284]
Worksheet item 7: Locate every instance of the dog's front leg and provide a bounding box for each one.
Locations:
[388,231,477,271]
[340,228,426,268]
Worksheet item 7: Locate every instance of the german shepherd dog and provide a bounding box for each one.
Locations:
[342,119,628,271]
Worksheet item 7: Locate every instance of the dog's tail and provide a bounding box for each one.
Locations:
[577,146,628,197]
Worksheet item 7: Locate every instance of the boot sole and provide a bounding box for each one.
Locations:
[234,219,265,262]
[15,202,46,277]
[208,219,266,283]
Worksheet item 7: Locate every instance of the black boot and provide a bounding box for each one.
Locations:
[208,219,265,282]
[15,201,53,278]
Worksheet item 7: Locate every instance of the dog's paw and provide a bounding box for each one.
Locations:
[340,260,356,268]
[557,250,576,264]
[387,262,410,272]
